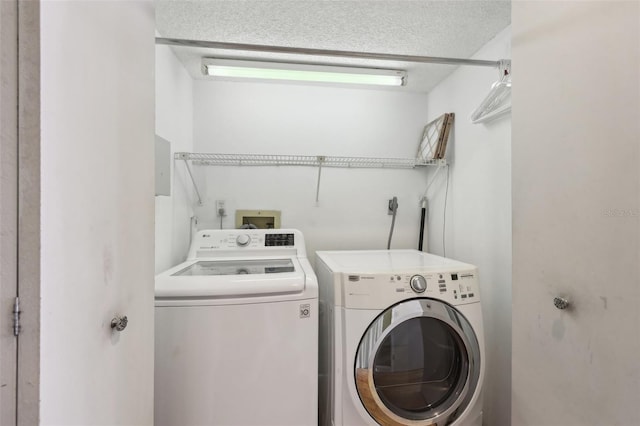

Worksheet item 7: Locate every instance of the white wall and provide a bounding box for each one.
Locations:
[424,27,512,426]
[155,44,194,273]
[512,2,639,425]
[40,1,155,424]
[191,81,432,258]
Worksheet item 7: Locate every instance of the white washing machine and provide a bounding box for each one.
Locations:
[155,229,318,426]
[316,250,484,426]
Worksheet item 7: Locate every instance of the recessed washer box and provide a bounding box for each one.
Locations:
[235,209,281,229]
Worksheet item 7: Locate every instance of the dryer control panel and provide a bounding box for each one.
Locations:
[341,269,479,310]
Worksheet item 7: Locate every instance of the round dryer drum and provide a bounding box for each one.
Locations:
[354,299,481,426]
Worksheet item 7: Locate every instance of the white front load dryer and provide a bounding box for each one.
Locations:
[316,250,485,426]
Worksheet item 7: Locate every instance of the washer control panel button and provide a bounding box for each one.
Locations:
[410,275,427,293]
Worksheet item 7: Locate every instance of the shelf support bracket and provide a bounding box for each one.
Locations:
[177,153,204,206]
[315,156,325,204]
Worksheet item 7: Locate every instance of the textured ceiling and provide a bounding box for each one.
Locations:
[156,1,511,92]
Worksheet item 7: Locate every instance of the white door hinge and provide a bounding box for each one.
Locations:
[13,297,21,336]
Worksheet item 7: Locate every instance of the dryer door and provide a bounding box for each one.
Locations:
[354,299,480,426]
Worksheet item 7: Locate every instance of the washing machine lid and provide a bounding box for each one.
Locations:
[354,298,481,426]
[173,258,296,276]
[317,249,474,274]
[155,256,306,298]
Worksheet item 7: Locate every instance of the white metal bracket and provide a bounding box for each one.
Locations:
[498,59,511,78]
[315,156,325,203]
[177,153,204,206]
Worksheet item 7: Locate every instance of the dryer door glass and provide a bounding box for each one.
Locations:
[373,317,464,416]
[355,299,481,425]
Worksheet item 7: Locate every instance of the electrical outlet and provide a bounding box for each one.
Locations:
[216,200,226,217]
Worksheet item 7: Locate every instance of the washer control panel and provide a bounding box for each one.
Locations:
[187,229,304,259]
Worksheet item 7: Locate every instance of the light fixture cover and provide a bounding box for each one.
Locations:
[202,58,406,87]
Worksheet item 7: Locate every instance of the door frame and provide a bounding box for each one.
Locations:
[0,0,40,424]
[17,0,40,424]
[0,0,19,423]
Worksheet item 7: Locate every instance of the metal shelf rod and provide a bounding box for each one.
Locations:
[156,37,503,68]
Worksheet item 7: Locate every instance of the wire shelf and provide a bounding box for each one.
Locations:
[175,152,445,169]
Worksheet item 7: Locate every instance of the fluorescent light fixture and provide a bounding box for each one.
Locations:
[202,58,406,87]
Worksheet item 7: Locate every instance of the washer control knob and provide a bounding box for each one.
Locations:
[410,275,427,293]
[236,234,251,247]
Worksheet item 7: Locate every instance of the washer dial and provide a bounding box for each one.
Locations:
[236,234,251,247]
